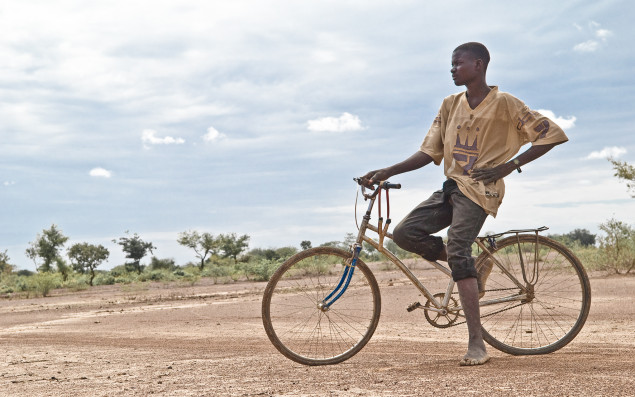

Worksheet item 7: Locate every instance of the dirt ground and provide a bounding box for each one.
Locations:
[1,261,634,397]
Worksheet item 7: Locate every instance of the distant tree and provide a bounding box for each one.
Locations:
[320,240,345,249]
[55,258,71,282]
[112,232,155,274]
[149,257,176,271]
[25,224,69,273]
[219,233,250,263]
[565,229,596,247]
[68,243,110,285]
[598,218,635,274]
[300,240,312,250]
[0,250,14,277]
[177,231,220,270]
[275,247,298,261]
[609,158,635,197]
[320,234,357,251]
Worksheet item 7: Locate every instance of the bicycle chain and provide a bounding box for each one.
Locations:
[445,287,525,328]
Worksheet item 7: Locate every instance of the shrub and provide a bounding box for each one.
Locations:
[94,273,116,286]
[243,259,281,281]
[203,265,235,283]
[29,272,62,297]
[149,257,177,271]
[596,219,635,274]
[63,274,90,291]
[138,269,176,282]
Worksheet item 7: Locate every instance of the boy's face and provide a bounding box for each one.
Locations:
[451,50,479,86]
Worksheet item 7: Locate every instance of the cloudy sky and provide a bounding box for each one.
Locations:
[2,0,633,271]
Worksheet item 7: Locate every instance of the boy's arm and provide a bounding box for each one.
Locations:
[362,151,434,187]
[470,142,564,185]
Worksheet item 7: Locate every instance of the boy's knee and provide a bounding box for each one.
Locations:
[392,223,408,249]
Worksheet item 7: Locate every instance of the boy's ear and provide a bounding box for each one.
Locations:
[475,58,486,73]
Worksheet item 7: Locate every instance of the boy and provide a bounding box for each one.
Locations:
[361,42,568,366]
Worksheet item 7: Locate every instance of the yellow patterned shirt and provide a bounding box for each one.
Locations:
[419,86,568,217]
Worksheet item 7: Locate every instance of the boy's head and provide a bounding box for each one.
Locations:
[453,42,490,72]
[451,42,490,86]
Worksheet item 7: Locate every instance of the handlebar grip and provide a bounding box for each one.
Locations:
[381,181,401,189]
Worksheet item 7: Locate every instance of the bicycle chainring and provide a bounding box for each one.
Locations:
[423,293,461,328]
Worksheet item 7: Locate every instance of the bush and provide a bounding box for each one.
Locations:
[109,265,128,277]
[138,269,176,282]
[242,259,281,281]
[94,273,116,286]
[29,272,62,297]
[572,245,603,272]
[596,219,635,274]
[203,265,236,283]
[63,274,90,291]
[149,257,177,271]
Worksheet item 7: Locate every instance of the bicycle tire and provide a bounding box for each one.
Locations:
[477,235,591,355]
[262,247,381,366]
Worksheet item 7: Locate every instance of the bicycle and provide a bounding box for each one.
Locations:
[262,179,591,366]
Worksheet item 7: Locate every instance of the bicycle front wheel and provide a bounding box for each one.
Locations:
[477,235,591,355]
[262,247,381,366]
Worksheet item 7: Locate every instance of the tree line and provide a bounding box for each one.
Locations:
[1,158,634,296]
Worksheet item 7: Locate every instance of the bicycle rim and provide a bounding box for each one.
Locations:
[262,247,381,366]
[478,235,591,355]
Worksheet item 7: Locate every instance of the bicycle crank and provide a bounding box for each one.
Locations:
[423,293,461,328]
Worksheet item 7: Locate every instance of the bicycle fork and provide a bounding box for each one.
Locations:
[320,192,377,311]
[319,244,362,311]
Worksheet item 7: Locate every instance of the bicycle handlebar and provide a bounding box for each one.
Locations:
[353,177,401,190]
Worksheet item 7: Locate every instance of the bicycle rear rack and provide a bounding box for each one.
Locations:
[478,226,549,287]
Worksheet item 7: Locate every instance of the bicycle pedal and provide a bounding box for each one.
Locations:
[406,302,422,312]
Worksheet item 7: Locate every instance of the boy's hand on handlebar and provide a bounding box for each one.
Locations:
[361,169,391,188]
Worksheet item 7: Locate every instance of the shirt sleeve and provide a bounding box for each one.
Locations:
[419,101,446,165]
[512,100,569,146]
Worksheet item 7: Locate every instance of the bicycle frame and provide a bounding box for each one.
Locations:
[323,184,541,313]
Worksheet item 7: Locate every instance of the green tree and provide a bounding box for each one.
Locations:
[609,158,635,197]
[0,250,14,278]
[177,230,220,270]
[598,218,635,274]
[565,229,596,247]
[300,240,312,250]
[113,232,155,274]
[219,233,250,263]
[149,257,176,271]
[275,247,298,261]
[68,243,110,286]
[25,224,69,273]
[55,258,71,282]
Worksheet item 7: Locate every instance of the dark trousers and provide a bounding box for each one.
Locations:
[392,179,488,281]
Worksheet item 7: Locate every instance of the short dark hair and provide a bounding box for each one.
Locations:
[454,42,490,71]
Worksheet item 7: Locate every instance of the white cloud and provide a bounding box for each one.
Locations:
[573,40,599,53]
[585,146,627,160]
[537,109,576,130]
[573,22,612,52]
[203,126,227,142]
[89,167,112,178]
[141,129,185,145]
[307,112,365,133]
[3,181,16,186]
[596,28,613,40]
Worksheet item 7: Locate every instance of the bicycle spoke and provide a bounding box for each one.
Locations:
[478,235,590,355]
[262,247,381,365]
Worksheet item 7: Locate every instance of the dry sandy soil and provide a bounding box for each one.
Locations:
[1,261,634,397]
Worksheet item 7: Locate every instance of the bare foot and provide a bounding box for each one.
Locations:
[460,350,490,366]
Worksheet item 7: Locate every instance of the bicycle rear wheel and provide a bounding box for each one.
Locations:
[262,247,381,366]
[477,235,591,355]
